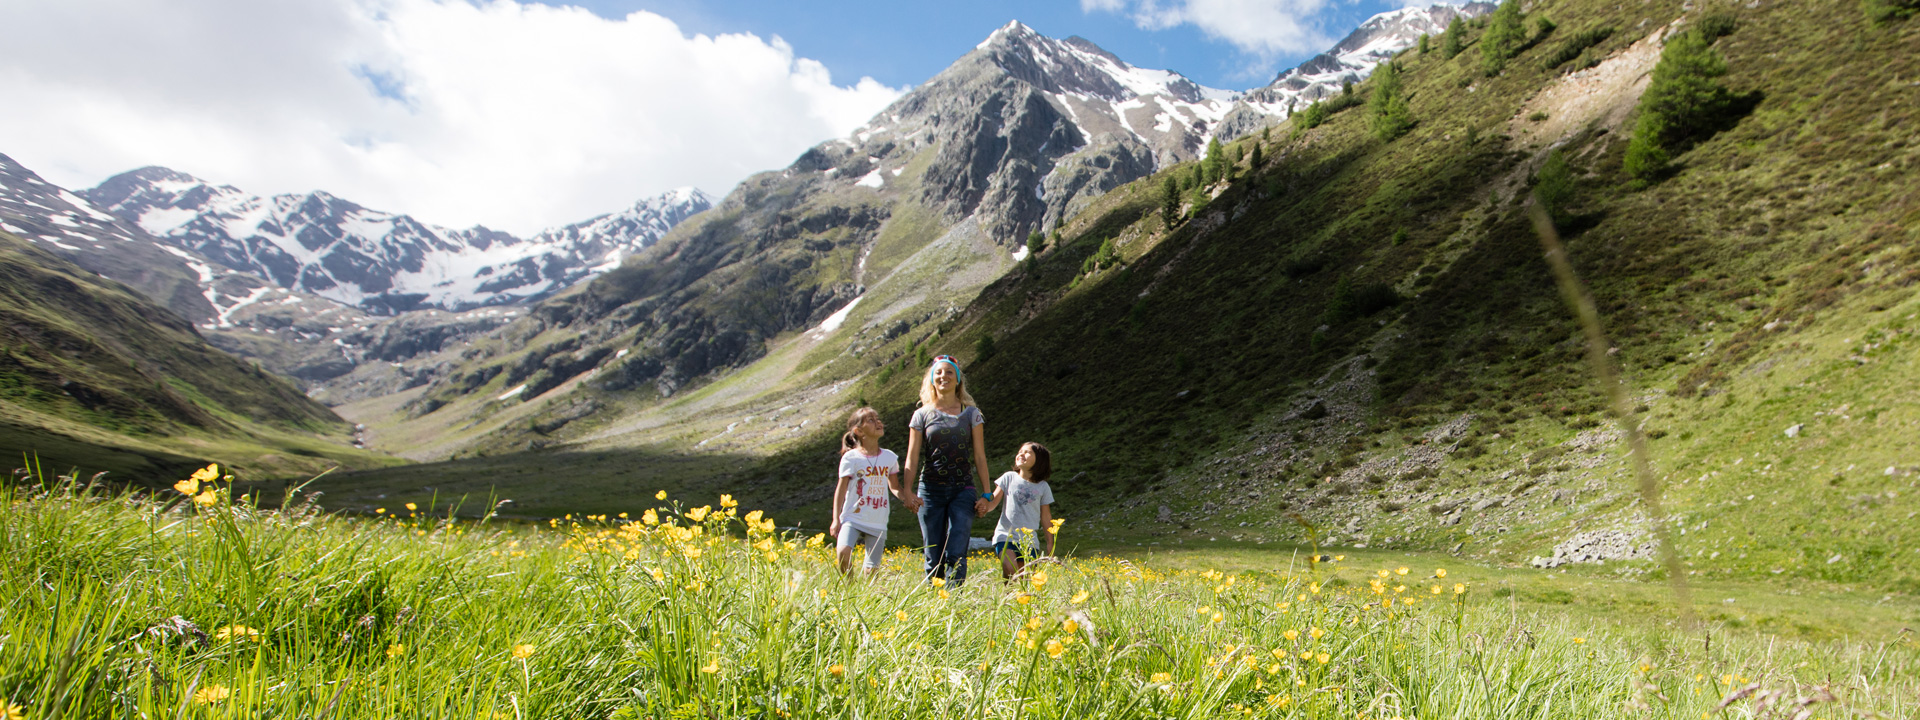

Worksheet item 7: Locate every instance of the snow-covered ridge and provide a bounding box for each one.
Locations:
[82,168,714,314]
[1245,2,1493,114]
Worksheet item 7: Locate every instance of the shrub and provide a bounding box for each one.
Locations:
[974,334,997,364]
[1540,26,1615,70]
[1081,238,1120,274]
[1696,12,1738,40]
[1534,149,1575,225]
[1323,275,1402,324]
[1442,16,1465,58]
[1864,0,1920,21]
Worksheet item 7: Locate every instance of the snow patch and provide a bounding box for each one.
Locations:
[497,384,528,400]
[811,296,863,339]
[1012,246,1030,262]
[855,168,885,189]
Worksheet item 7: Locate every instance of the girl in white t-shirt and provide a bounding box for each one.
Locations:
[831,407,908,576]
[978,442,1055,579]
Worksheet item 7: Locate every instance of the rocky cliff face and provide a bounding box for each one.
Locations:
[82,168,714,314]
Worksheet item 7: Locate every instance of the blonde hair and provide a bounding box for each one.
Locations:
[917,358,977,408]
[842,406,881,451]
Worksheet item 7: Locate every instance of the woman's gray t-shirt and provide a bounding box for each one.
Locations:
[909,405,984,489]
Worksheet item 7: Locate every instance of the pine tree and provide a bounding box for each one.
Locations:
[1418,33,1431,54]
[1160,176,1181,224]
[1639,29,1731,145]
[1202,137,1225,184]
[1533,149,1575,225]
[1248,142,1263,171]
[1481,0,1526,76]
[1368,61,1412,141]
[1442,16,1465,58]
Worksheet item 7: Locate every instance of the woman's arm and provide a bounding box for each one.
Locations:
[1038,503,1054,556]
[970,423,991,495]
[902,428,923,489]
[830,474,851,535]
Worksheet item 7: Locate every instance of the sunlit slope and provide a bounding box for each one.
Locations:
[0,231,397,480]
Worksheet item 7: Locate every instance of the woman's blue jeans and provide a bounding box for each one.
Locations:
[917,484,978,586]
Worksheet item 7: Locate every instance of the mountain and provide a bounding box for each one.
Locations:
[81,168,714,315]
[1218,2,1494,138]
[333,0,1920,594]
[386,17,1406,441]
[0,155,529,399]
[0,224,389,480]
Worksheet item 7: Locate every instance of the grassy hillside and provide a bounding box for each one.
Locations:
[0,232,400,481]
[743,0,1920,591]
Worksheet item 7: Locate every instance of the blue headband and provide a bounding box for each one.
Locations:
[928,356,963,385]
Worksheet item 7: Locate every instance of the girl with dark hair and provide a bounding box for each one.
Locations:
[978,442,1056,579]
[830,407,914,577]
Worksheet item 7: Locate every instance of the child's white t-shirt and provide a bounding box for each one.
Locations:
[837,448,898,534]
[990,471,1055,545]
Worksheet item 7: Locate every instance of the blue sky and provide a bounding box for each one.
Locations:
[3,0,1433,234]
[534,0,1424,89]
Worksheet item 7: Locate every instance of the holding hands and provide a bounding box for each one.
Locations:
[895,488,925,512]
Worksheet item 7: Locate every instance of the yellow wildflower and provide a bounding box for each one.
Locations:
[807,533,827,548]
[1377,569,1390,578]
[1026,617,1044,631]
[1396,566,1409,576]
[1432,585,1443,594]
[1150,672,1173,683]
[405,502,418,512]
[1071,590,1091,604]
[1272,648,1289,659]
[193,490,219,507]
[1031,571,1048,590]
[1284,629,1299,641]
[1210,612,1224,624]
[191,464,220,482]
[829,664,846,678]
[192,685,231,705]
[1435,568,1448,578]
[745,509,763,524]
[1048,517,1065,535]
[642,509,659,525]
[700,658,719,674]
[1315,653,1330,664]
[1454,583,1467,595]
[173,478,199,495]
[720,494,738,508]
[1268,694,1291,707]
[1309,627,1324,640]
[1061,618,1079,634]
[655,490,668,500]
[1045,639,1066,659]
[1015,593,1033,606]
[386,643,405,658]
[1573,637,1586,644]
[512,644,536,660]
[213,625,259,642]
[931,577,946,588]
[896,610,910,622]
[686,506,711,522]
[0,699,21,720]
[376,508,386,514]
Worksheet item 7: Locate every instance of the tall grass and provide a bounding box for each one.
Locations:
[2,471,1913,719]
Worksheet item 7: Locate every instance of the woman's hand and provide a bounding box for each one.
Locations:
[830,519,841,537]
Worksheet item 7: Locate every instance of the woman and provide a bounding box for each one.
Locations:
[902,355,993,585]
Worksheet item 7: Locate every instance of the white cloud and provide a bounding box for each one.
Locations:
[1085,0,1339,58]
[0,0,903,235]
